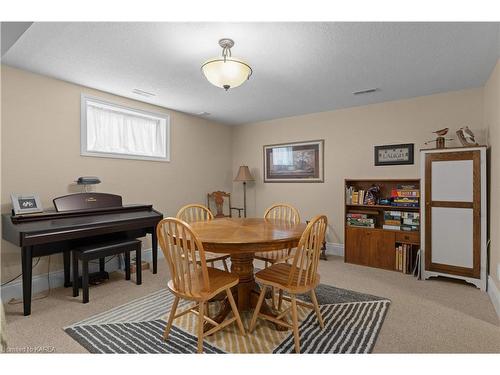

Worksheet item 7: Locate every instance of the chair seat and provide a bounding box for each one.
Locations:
[254,249,295,263]
[204,251,230,262]
[168,267,238,301]
[255,263,320,293]
[182,251,229,263]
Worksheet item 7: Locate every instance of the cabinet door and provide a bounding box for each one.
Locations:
[425,151,480,278]
[369,231,396,270]
[345,227,370,266]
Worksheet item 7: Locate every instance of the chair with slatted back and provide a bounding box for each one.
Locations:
[255,203,301,266]
[176,204,230,271]
[157,217,245,353]
[249,214,327,353]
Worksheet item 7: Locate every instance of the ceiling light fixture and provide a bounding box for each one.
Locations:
[201,38,252,91]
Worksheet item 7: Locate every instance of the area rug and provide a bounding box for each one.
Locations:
[64,284,390,354]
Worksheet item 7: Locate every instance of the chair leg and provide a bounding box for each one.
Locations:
[222,259,229,272]
[290,295,300,353]
[124,251,131,280]
[277,289,283,311]
[197,301,205,353]
[226,289,245,336]
[249,286,267,333]
[163,296,179,340]
[72,252,79,297]
[82,261,89,304]
[136,246,142,285]
[310,289,324,329]
[271,287,277,310]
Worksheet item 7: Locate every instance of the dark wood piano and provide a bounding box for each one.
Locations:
[2,192,163,316]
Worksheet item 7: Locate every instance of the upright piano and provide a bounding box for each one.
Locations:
[2,193,163,315]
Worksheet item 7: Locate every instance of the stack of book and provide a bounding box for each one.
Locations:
[345,186,373,205]
[401,212,420,231]
[390,184,420,207]
[383,211,402,230]
[395,243,416,274]
[346,213,375,228]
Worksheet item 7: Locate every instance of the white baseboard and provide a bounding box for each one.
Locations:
[326,242,344,257]
[487,275,500,321]
[0,248,162,302]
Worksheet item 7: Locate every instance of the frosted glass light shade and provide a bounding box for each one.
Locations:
[201,57,252,90]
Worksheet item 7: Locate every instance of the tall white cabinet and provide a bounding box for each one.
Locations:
[420,146,487,290]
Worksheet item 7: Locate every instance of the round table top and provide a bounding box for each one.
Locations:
[189,217,307,254]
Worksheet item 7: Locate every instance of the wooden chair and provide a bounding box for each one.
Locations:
[255,203,301,267]
[157,218,245,353]
[176,204,230,271]
[249,214,327,353]
[207,191,244,218]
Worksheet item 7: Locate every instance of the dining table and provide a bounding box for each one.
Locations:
[189,217,307,331]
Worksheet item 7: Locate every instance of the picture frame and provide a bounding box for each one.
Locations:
[374,143,414,166]
[10,193,43,215]
[263,140,324,183]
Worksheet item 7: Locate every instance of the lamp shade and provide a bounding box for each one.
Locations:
[234,165,254,182]
[201,57,252,91]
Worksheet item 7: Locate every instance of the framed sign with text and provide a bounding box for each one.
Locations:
[374,143,414,166]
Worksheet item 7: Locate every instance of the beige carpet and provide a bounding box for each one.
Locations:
[4,256,500,353]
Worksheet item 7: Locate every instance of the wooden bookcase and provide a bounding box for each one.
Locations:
[344,178,421,271]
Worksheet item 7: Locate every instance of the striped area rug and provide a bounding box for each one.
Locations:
[64,284,390,354]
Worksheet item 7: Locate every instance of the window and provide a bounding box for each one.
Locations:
[81,95,170,162]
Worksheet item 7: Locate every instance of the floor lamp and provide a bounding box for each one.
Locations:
[234,165,254,218]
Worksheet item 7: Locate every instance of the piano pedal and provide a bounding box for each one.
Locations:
[70,271,110,287]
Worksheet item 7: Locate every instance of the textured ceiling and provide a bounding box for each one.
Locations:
[2,22,499,125]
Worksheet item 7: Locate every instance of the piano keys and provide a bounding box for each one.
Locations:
[2,193,163,316]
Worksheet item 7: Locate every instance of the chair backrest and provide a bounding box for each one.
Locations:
[156,217,210,295]
[264,203,301,224]
[288,214,328,288]
[207,191,232,218]
[176,204,214,223]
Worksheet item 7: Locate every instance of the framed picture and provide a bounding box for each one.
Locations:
[11,193,43,215]
[374,143,414,166]
[263,140,324,183]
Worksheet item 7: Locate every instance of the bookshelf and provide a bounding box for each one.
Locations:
[344,178,421,272]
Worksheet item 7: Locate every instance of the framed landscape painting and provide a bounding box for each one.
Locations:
[263,140,324,183]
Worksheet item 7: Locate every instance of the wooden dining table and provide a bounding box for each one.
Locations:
[189,217,307,331]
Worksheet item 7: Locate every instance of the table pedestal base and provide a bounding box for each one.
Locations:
[204,252,288,333]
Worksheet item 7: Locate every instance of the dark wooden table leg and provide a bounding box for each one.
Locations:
[63,250,72,287]
[125,251,131,280]
[21,246,33,316]
[151,228,158,274]
[320,240,327,261]
[72,252,79,297]
[136,246,142,285]
[82,261,89,304]
[99,257,106,273]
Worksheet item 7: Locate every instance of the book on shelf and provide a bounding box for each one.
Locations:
[346,213,375,228]
[390,184,420,207]
[395,243,418,274]
[383,224,401,230]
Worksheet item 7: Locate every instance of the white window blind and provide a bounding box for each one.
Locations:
[81,95,170,162]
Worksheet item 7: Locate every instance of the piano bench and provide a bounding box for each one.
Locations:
[72,239,142,303]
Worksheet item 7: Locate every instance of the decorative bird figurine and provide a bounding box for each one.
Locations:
[433,128,449,136]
